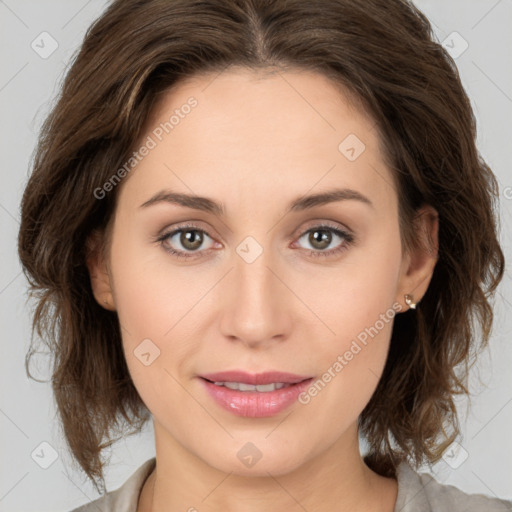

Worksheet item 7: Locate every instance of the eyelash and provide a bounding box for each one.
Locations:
[155,222,355,260]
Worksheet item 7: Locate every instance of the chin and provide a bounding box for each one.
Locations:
[200,440,309,477]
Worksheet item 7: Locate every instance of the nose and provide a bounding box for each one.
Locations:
[218,247,293,350]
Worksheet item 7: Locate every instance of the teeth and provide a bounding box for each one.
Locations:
[212,381,291,392]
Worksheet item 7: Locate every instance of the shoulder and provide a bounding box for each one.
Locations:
[68,457,156,512]
[394,461,512,512]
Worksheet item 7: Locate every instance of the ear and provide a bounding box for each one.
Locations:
[85,229,116,311]
[395,204,439,311]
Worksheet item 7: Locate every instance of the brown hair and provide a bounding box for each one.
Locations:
[18,0,505,493]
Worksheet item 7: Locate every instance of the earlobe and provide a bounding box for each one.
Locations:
[85,229,115,311]
[396,204,439,311]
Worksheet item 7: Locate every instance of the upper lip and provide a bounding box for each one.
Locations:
[200,370,313,385]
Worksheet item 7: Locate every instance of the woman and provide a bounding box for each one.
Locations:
[17,0,511,511]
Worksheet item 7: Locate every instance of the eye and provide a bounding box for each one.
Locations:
[155,222,355,260]
[156,223,217,260]
[293,224,355,259]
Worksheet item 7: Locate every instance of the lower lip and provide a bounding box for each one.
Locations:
[199,378,314,417]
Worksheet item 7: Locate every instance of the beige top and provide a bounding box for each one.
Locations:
[69,457,512,511]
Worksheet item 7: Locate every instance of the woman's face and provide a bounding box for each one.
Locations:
[91,68,436,476]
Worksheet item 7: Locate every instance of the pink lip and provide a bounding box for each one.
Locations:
[200,370,312,385]
[198,371,314,417]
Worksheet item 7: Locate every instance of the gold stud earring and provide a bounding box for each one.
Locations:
[404,294,417,309]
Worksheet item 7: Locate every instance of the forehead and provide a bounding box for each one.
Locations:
[120,67,395,214]
[146,66,377,150]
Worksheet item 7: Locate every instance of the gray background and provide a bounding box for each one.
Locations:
[1,1,511,510]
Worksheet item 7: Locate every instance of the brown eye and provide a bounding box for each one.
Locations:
[179,229,204,251]
[157,224,216,259]
[307,229,333,250]
[295,224,355,259]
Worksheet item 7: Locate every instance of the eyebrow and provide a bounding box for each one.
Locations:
[139,187,374,215]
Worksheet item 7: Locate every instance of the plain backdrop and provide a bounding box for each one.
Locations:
[1,1,511,510]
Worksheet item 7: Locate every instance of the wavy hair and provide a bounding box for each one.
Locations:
[17,0,505,493]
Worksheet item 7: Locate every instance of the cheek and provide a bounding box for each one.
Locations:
[108,232,205,405]
[296,287,399,432]
[305,224,402,354]
[297,227,402,408]
[109,226,203,342]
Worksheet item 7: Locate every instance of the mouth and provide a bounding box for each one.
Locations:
[198,371,315,417]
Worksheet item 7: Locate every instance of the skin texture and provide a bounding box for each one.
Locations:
[87,68,438,512]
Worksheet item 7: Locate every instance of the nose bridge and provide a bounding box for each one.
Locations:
[236,239,274,300]
[219,236,290,347]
